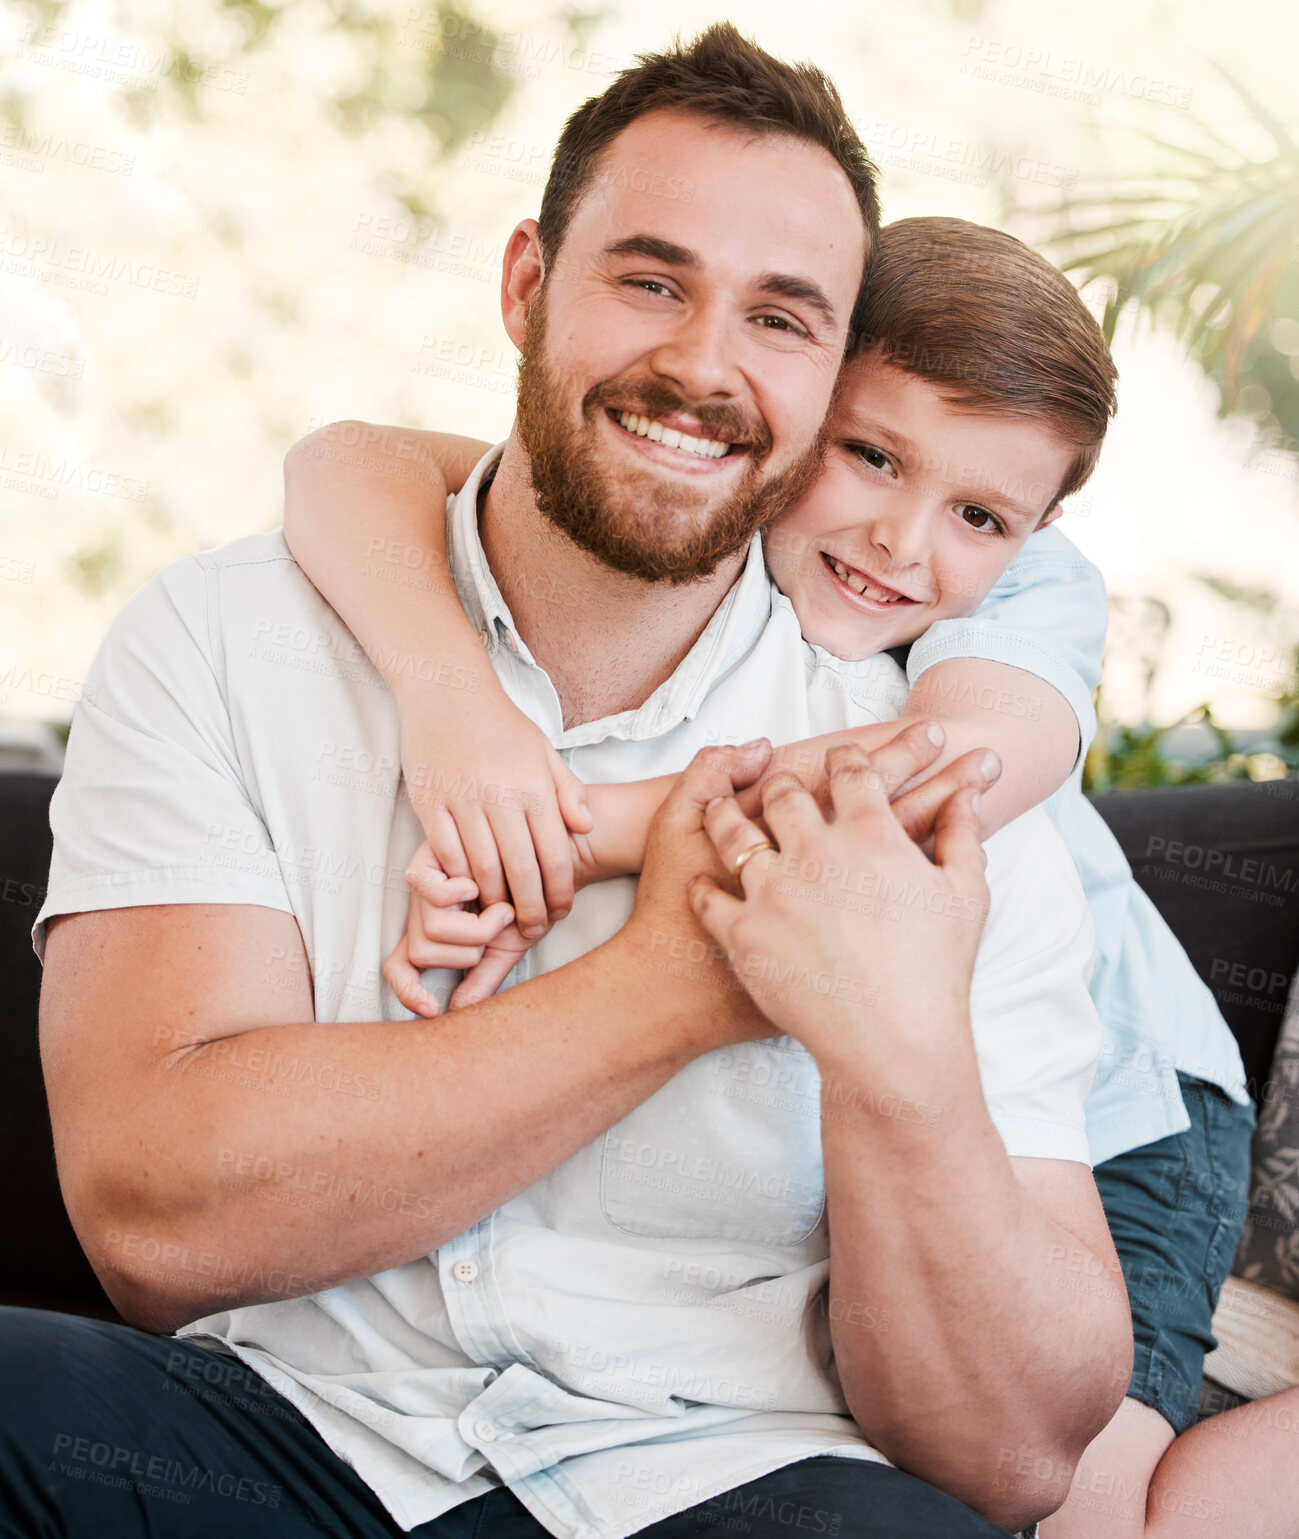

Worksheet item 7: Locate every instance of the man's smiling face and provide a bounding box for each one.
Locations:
[510,106,868,583]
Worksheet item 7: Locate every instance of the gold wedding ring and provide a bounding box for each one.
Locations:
[732,840,776,881]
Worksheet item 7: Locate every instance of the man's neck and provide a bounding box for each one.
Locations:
[479,434,749,730]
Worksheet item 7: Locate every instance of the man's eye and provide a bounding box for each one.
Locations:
[756,314,802,335]
[625,279,674,298]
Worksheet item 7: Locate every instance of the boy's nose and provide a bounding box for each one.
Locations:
[869,508,931,576]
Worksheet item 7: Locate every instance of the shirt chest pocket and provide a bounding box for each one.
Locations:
[599,1039,826,1247]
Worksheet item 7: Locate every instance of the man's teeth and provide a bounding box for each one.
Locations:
[828,556,904,602]
[616,410,731,459]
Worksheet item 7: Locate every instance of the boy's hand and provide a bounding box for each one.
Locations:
[384,839,518,1017]
[736,719,1001,843]
[385,813,606,1018]
[688,741,990,1061]
[402,708,592,942]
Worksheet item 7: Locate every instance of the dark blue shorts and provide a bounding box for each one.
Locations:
[1093,1072,1256,1435]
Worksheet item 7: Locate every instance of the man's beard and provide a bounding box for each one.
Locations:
[513,284,829,585]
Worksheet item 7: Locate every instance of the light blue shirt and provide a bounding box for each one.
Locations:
[906,524,1251,1166]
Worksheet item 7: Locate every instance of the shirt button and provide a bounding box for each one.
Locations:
[479,626,492,648]
[452,1260,478,1283]
[503,630,518,652]
[473,1419,496,1442]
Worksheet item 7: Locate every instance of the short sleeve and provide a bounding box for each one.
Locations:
[969,810,1102,1167]
[904,525,1107,765]
[32,555,293,961]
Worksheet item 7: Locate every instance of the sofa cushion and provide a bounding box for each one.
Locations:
[1232,967,1299,1298]
[1088,779,1299,1101]
[0,773,118,1318]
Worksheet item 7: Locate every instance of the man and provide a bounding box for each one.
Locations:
[5,25,1127,1539]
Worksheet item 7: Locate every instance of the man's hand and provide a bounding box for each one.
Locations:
[688,739,989,1062]
[620,740,780,1051]
[382,835,520,1017]
[622,725,995,1057]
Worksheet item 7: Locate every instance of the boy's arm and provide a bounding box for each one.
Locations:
[283,422,591,934]
[580,661,1075,878]
[895,658,1079,835]
[909,524,1108,736]
[892,524,1108,831]
[576,720,1006,886]
[282,422,490,710]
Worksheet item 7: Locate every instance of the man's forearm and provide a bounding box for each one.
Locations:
[817,1029,1129,1531]
[58,917,742,1334]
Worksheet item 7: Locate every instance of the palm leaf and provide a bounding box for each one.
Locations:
[1210,59,1299,162]
[1032,74,1299,440]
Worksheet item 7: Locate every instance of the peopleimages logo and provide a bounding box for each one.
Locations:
[50,1434,281,1506]
[1141,837,1296,905]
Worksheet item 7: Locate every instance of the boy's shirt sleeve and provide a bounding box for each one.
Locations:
[901,524,1107,765]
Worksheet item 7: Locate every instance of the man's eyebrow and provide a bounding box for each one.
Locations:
[602,235,698,267]
[755,273,836,328]
[602,237,837,329]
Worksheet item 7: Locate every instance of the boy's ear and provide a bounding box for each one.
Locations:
[1036,501,1064,531]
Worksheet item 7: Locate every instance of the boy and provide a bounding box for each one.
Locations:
[284,218,1268,1537]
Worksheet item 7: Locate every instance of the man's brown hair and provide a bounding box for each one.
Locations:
[851,217,1118,505]
[537,23,881,343]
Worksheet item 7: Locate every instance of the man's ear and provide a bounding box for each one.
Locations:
[1036,501,1064,531]
[501,219,545,351]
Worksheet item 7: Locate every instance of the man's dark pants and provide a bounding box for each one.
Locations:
[0,1308,1026,1537]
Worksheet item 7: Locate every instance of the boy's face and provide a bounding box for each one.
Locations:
[764,352,1077,659]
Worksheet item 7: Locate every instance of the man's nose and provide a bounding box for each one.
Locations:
[645,298,745,405]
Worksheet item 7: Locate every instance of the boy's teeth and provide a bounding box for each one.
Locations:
[616,410,731,459]
[829,556,902,602]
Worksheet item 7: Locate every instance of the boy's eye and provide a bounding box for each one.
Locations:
[959,504,1005,535]
[846,442,894,474]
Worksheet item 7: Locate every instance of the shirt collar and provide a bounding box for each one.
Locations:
[447,442,512,643]
[446,441,776,745]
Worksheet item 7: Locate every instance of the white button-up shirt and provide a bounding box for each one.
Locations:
[36,443,1100,1536]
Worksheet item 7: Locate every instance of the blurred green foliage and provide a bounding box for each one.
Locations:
[1040,66,1299,791]
[1083,581,1299,792]
[2,0,538,215]
[1082,708,1296,792]
[1045,63,1299,453]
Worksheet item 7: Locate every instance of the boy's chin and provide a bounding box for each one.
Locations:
[802,613,932,661]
